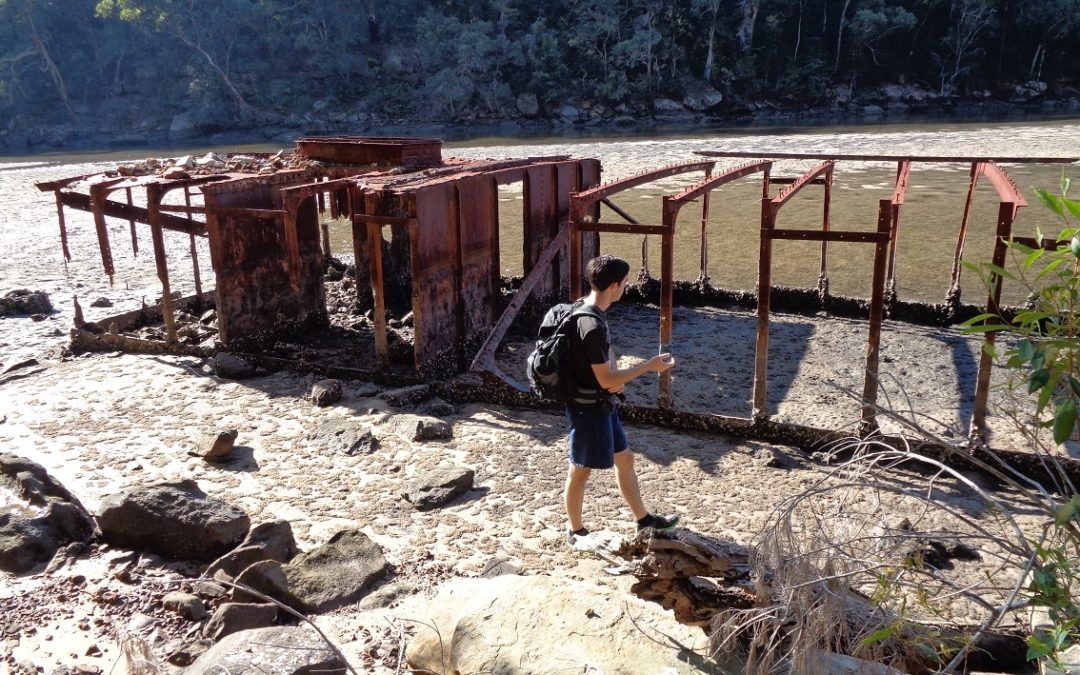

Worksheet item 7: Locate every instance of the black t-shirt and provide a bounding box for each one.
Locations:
[573,304,609,391]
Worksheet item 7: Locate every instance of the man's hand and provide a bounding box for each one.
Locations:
[649,353,676,373]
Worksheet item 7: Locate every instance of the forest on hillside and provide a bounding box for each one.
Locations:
[1,0,1079,148]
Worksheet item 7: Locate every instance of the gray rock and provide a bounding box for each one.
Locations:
[169,113,197,140]
[402,466,474,511]
[234,529,388,613]
[97,480,250,562]
[162,591,207,621]
[201,603,279,641]
[188,626,346,675]
[193,580,228,598]
[419,397,455,417]
[0,455,95,573]
[653,97,686,113]
[192,429,238,462]
[516,93,540,117]
[166,639,212,667]
[0,289,52,316]
[90,297,112,308]
[210,352,256,380]
[557,104,581,121]
[308,419,379,456]
[206,519,298,578]
[682,84,724,111]
[752,447,785,469]
[0,513,63,574]
[311,379,342,407]
[863,104,885,116]
[480,557,522,578]
[358,581,418,610]
[390,414,452,442]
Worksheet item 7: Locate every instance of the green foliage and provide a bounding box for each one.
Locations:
[962,174,1080,445]
[3,0,1080,130]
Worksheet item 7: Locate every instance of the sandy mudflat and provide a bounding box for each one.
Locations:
[0,300,1057,673]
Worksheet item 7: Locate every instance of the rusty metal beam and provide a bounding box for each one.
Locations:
[145,184,177,343]
[767,229,890,243]
[753,197,776,421]
[696,151,1080,164]
[56,191,208,237]
[572,161,716,206]
[972,202,1019,434]
[574,222,667,234]
[471,224,570,375]
[599,197,641,225]
[159,204,285,219]
[54,191,71,262]
[772,161,834,207]
[862,199,893,428]
[980,161,1029,207]
[668,160,773,206]
[885,162,912,295]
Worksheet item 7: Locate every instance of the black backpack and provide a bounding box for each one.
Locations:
[526,302,605,405]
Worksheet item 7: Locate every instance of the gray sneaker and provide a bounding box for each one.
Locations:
[637,513,679,532]
[567,527,590,545]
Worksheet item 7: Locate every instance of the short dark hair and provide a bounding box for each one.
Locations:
[585,255,630,291]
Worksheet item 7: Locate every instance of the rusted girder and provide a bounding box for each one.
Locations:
[573,161,717,206]
[696,151,1080,164]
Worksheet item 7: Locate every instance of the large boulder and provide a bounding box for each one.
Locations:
[187,626,347,675]
[406,574,723,674]
[234,529,388,613]
[516,93,540,117]
[97,480,249,562]
[388,414,451,442]
[401,466,474,511]
[0,289,52,316]
[0,455,96,573]
[206,519,298,579]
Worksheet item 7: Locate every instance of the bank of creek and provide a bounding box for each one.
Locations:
[2,119,1080,674]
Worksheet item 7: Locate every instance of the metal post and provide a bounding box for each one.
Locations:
[862,199,892,431]
[972,203,1016,435]
[89,185,116,282]
[54,191,71,262]
[818,166,833,302]
[183,187,202,302]
[659,196,675,407]
[146,185,176,343]
[569,198,583,301]
[367,220,388,362]
[753,198,776,421]
[125,187,139,255]
[947,162,981,306]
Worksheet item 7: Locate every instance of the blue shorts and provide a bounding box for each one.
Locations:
[566,406,628,469]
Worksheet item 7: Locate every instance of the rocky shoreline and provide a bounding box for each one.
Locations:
[3,93,1079,156]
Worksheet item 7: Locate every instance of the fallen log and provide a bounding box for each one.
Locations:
[617,528,1030,674]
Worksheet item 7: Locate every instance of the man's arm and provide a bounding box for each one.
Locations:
[591,353,675,391]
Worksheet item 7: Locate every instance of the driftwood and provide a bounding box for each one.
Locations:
[617,528,1029,674]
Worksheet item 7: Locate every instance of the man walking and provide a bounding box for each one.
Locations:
[564,255,678,545]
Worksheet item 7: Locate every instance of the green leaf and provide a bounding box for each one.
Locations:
[959,312,1000,327]
[1065,198,1080,220]
[1036,257,1067,281]
[1030,368,1051,393]
[1017,341,1036,361]
[1038,377,1058,412]
[1026,248,1047,267]
[1069,377,1080,398]
[1055,499,1079,526]
[858,627,896,647]
[1038,188,1067,218]
[962,323,1012,333]
[1032,351,1046,371]
[1027,635,1052,661]
[1053,398,1077,445]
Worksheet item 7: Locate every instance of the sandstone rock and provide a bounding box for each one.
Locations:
[206,519,298,578]
[682,84,724,111]
[480,557,521,578]
[653,97,686,114]
[0,513,63,574]
[210,353,255,380]
[202,603,278,640]
[516,93,540,117]
[162,591,207,621]
[192,429,238,462]
[357,581,417,610]
[308,419,378,456]
[402,466,474,511]
[311,379,342,407]
[557,104,581,122]
[168,114,196,140]
[188,626,346,675]
[97,480,250,562]
[406,574,719,674]
[234,529,388,613]
[390,414,451,442]
[90,297,112,308]
[419,397,455,417]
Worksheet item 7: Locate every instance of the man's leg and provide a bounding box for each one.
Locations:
[564,464,592,532]
[613,449,647,521]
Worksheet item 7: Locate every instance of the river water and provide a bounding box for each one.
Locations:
[1,119,1079,364]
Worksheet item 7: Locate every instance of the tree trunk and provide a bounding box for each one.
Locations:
[703,20,715,80]
[618,528,1031,674]
[834,0,853,72]
[26,10,75,121]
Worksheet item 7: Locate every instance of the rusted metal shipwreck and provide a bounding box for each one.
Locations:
[36,137,1080,459]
